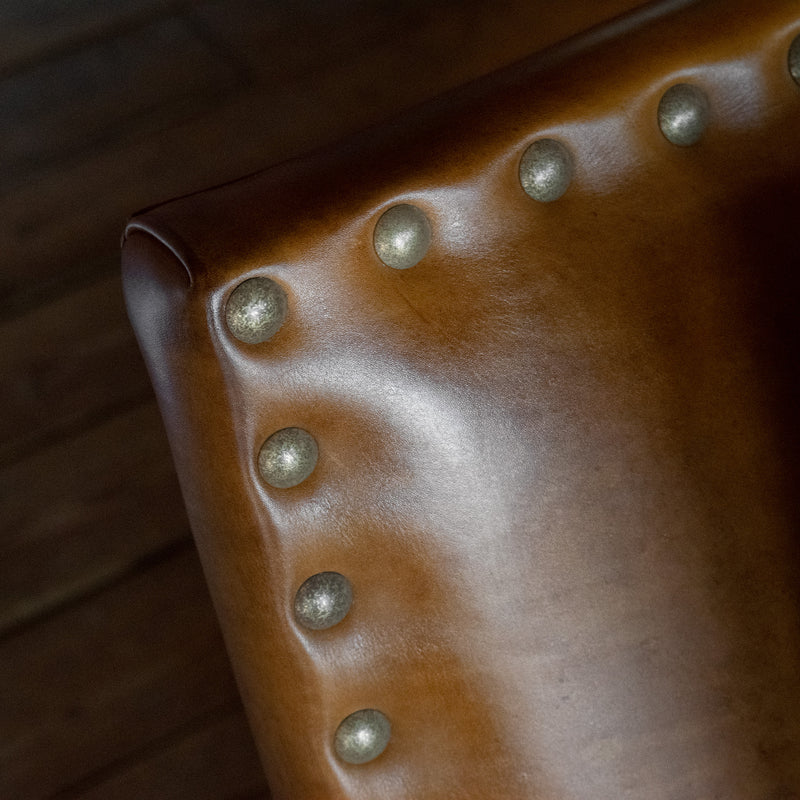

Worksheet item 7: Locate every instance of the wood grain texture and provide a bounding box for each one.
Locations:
[57,709,270,800]
[0,546,268,799]
[0,0,188,73]
[1,14,238,185]
[0,402,188,635]
[0,275,150,467]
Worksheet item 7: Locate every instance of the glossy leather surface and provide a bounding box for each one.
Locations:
[123,0,800,797]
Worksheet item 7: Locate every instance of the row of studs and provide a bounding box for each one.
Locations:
[225,292,390,762]
[294,571,390,764]
[222,36,800,766]
[249,426,386,761]
[227,51,800,304]
[250,424,390,762]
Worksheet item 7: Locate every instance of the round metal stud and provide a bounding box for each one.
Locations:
[294,572,353,630]
[373,203,431,269]
[226,277,288,344]
[657,83,710,146]
[258,427,318,489]
[790,34,800,86]
[519,138,574,203]
[334,709,391,765]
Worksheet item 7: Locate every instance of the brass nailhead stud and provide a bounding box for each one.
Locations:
[294,572,353,630]
[790,34,800,86]
[373,203,432,269]
[258,427,318,488]
[226,277,288,344]
[519,138,574,202]
[658,83,710,146]
[334,709,391,764]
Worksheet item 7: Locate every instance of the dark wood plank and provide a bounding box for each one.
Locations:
[0,402,188,634]
[0,0,185,73]
[60,708,269,800]
[194,0,650,125]
[0,12,239,187]
[0,546,249,800]
[0,274,151,467]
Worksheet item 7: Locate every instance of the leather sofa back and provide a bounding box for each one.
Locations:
[123,1,800,796]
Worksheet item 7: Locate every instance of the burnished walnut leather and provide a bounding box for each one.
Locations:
[122,0,800,797]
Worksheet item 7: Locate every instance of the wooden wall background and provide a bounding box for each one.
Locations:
[0,1,642,797]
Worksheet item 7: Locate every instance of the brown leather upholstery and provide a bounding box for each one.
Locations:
[122,0,800,796]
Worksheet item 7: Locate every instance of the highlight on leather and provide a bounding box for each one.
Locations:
[123,1,800,797]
